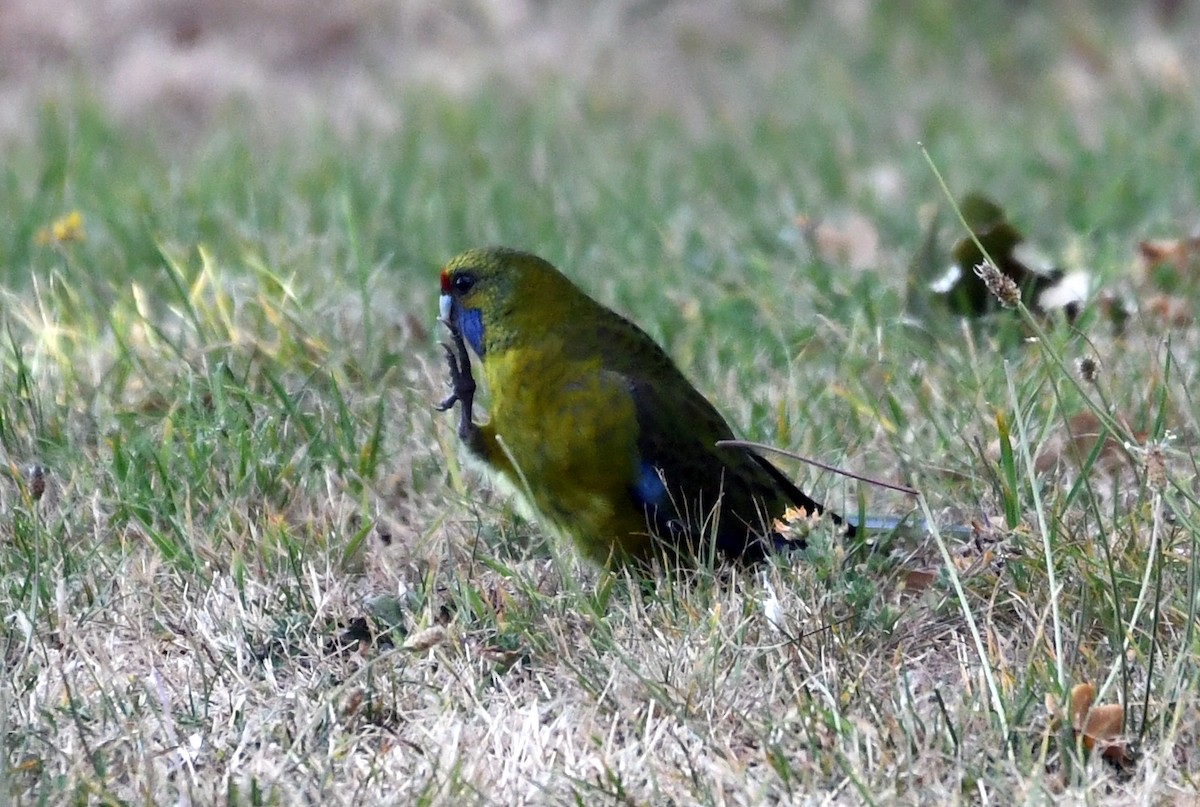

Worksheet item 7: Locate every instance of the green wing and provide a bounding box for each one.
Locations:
[619,365,835,561]
[579,300,843,560]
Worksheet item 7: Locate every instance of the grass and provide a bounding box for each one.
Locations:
[3,4,1200,804]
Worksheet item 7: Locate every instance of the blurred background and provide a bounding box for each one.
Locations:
[2,0,1195,142]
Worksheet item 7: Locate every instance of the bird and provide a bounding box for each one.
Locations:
[435,246,851,568]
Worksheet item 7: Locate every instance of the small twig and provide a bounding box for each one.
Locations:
[716,439,919,496]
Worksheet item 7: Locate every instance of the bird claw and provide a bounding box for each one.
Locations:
[434,342,463,412]
[435,317,478,442]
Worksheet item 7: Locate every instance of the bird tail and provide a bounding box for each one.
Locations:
[746,452,855,538]
[845,515,979,540]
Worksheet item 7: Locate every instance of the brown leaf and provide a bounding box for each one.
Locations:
[1083,705,1127,747]
[1060,683,1132,766]
[900,567,938,591]
[403,625,446,653]
[805,212,881,271]
[953,548,996,577]
[1145,293,1194,327]
[1137,237,1200,283]
[1033,411,1135,475]
[342,688,365,718]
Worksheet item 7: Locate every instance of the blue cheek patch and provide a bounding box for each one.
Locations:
[633,461,668,507]
[458,308,486,357]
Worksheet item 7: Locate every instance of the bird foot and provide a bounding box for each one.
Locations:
[435,317,479,443]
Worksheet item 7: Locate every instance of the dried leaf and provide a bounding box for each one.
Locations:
[1145,293,1194,327]
[1059,683,1132,766]
[1033,411,1134,475]
[342,688,365,718]
[1068,683,1097,724]
[403,625,446,653]
[953,548,996,577]
[900,567,938,591]
[1080,704,1126,751]
[804,212,881,271]
[1137,237,1200,290]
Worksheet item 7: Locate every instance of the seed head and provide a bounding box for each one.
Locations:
[1144,441,1167,493]
[1077,356,1100,384]
[973,261,1020,308]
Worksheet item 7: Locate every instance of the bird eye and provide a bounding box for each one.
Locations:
[453,273,477,294]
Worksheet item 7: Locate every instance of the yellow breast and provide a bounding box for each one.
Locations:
[479,343,653,563]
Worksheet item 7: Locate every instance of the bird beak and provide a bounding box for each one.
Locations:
[439,293,453,323]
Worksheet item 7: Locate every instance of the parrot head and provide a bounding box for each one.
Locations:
[439,247,573,358]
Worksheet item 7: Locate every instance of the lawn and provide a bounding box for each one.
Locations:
[2,3,1198,804]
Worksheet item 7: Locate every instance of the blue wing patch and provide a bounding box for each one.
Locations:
[632,460,668,507]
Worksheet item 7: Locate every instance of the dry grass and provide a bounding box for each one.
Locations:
[4,258,1197,802]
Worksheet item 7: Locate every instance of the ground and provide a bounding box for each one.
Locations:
[2,2,1199,805]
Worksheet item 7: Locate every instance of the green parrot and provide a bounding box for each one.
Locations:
[436,247,851,567]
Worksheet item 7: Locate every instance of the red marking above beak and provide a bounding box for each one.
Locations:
[440,269,452,294]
